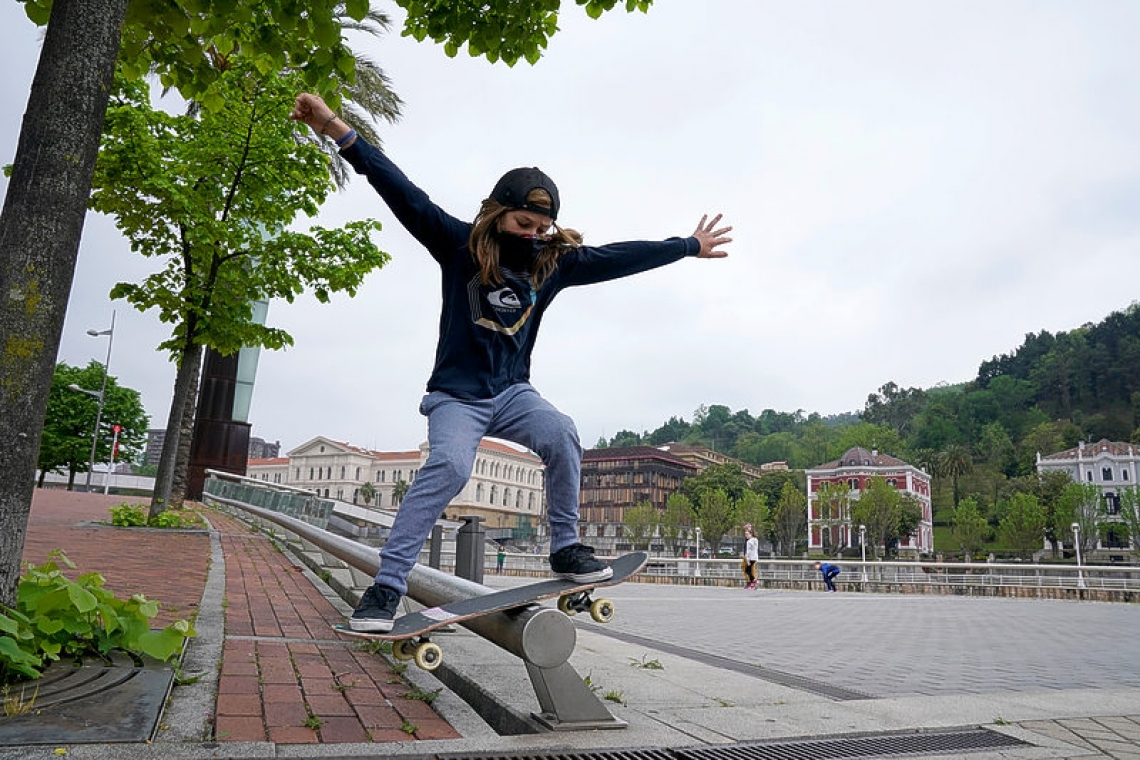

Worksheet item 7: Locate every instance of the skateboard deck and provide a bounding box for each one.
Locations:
[333,551,647,670]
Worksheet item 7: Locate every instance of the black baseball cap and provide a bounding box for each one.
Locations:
[489,167,559,221]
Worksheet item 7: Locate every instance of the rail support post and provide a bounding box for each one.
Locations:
[456,515,486,582]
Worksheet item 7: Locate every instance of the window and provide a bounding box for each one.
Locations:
[355,466,361,480]
[1087,471,1093,482]
[309,467,314,479]
[1103,467,1113,481]
[341,465,346,479]
[476,483,483,502]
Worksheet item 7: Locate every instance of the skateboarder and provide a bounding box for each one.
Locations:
[815,561,841,592]
[290,93,732,633]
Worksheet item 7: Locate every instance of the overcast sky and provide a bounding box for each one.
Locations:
[3,1,1139,457]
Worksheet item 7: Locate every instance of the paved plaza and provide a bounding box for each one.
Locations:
[3,489,1138,759]
[579,583,1140,698]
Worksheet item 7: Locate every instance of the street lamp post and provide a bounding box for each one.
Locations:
[1071,522,1085,589]
[694,526,702,578]
[77,312,115,492]
[859,524,868,582]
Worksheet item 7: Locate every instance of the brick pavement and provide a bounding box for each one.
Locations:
[207,508,459,744]
[20,489,460,747]
[21,490,207,627]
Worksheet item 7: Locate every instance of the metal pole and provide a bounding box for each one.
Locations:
[859,524,868,582]
[104,425,120,495]
[83,311,115,491]
[694,526,702,578]
[1072,522,1085,589]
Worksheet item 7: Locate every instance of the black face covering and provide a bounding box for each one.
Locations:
[496,232,544,271]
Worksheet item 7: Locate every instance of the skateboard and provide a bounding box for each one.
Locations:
[333,551,648,671]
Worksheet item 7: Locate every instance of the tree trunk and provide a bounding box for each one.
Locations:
[0,0,127,607]
[168,371,200,510]
[150,344,202,518]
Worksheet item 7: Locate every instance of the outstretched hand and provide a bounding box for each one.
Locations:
[692,214,732,258]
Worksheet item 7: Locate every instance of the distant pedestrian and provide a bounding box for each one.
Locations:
[496,545,506,574]
[814,561,841,592]
[742,525,759,590]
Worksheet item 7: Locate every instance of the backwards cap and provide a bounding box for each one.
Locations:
[489,167,559,221]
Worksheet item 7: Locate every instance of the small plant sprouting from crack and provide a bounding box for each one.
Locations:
[405,685,442,704]
[629,654,664,670]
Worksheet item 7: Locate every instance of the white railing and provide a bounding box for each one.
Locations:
[487,553,1139,595]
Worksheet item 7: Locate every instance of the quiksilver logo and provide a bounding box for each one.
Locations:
[487,287,521,310]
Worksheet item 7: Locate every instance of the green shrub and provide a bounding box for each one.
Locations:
[109,503,147,527]
[148,509,201,529]
[0,551,196,684]
[108,504,204,530]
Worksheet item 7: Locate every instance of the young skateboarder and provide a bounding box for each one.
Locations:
[290,93,733,632]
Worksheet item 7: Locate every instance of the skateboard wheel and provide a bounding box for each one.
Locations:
[415,642,442,671]
[590,598,615,623]
[557,595,579,616]
[392,638,417,662]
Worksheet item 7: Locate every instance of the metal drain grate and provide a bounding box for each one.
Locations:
[0,651,176,745]
[678,728,1028,759]
[431,729,1026,760]
[436,752,677,760]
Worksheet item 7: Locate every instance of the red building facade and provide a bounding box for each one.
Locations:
[805,446,934,555]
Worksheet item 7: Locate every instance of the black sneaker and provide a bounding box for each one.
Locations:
[549,543,613,583]
[350,584,400,632]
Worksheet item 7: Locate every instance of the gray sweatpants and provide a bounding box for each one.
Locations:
[374,383,583,596]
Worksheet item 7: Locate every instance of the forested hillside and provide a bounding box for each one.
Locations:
[597,302,1140,519]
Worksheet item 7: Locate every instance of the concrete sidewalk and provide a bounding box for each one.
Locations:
[6,489,1140,759]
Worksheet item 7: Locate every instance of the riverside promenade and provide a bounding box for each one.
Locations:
[3,488,1139,759]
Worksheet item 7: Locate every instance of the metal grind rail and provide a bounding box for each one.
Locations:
[203,478,627,732]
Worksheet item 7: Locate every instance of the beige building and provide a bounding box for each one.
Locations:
[247,436,546,544]
[1036,438,1137,552]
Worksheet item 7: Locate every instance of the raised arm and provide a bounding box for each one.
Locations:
[289,93,469,258]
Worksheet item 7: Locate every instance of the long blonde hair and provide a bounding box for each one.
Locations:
[469,188,582,289]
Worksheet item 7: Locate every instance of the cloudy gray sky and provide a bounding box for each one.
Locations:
[3,1,1138,456]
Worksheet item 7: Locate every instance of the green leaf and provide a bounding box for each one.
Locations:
[344,0,369,21]
[134,628,188,662]
[23,0,50,26]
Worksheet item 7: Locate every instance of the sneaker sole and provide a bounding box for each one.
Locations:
[554,567,614,584]
[349,619,395,633]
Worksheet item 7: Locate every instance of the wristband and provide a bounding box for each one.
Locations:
[335,129,357,148]
[319,114,337,135]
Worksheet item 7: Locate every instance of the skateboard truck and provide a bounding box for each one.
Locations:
[390,636,443,671]
[556,590,615,623]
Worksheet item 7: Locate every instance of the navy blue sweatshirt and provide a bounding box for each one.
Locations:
[342,138,699,400]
